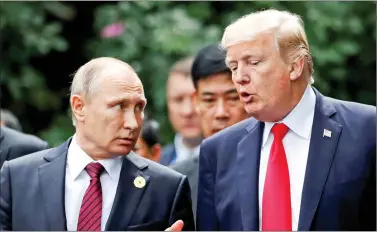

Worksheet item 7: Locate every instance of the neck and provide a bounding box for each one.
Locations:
[280,80,309,121]
[75,129,110,160]
[182,136,202,149]
[264,79,309,122]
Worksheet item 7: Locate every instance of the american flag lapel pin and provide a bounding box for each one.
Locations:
[323,129,332,138]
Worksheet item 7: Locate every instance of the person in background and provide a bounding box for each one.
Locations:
[160,57,203,166]
[0,57,194,231]
[0,126,49,168]
[134,118,162,163]
[197,9,375,231]
[171,44,249,218]
[0,108,22,132]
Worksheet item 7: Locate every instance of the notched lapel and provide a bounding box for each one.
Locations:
[298,89,343,230]
[236,120,264,231]
[38,141,70,231]
[106,153,150,230]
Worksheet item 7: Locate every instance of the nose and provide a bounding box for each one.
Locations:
[214,99,229,120]
[123,111,139,131]
[232,64,250,85]
[181,97,195,117]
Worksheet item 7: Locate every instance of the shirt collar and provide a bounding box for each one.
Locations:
[67,134,124,180]
[262,85,316,147]
[174,133,201,157]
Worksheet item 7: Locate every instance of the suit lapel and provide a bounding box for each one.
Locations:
[298,89,342,230]
[38,139,70,230]
[237,120,264,231]
[105,152,150,230]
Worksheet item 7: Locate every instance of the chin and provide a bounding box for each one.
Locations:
[180,128,200,138]
[109,146,133,156]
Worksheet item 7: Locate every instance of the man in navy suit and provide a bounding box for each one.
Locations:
[197,9,376,231]
[0,57,194,231]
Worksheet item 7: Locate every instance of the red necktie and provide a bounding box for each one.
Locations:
[262,123,292,231]
[77,162,105,231]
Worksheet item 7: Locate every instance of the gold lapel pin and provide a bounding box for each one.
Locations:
[133,176,146,188]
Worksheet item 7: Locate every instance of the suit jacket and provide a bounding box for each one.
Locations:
[197,88,376,231]
[160,142,177,166]
[0,138,195,231]
[171,153,199,222]
[0,126,49,168]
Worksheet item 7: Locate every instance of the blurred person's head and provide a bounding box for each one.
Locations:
[0,109,22,132]
[166,57,202,145]
[70,57,147,160]
[134,119,161,162]
[192,44,249,138]
[221,9,313,122]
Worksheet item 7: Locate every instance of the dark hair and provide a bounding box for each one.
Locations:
[140,119,161,148]
[191,44,231,88]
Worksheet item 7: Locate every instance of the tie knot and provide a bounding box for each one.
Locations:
[272,123,289,139]
[85,162,105,179]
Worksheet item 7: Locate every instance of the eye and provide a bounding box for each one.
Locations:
[202,98,215,103]
[230,66,238,72]
[115,103,124,110]
[135,104,144,111]
[248,60,260,66]
[228,96,240,102]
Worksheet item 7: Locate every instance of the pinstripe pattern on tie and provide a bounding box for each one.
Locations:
[77,162,105,231]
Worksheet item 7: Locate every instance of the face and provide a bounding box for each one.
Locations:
[226,33,294,122]
[167,73,202,139]
[195,72,249,138]
[133,137,161,162]
[72,72,147,157]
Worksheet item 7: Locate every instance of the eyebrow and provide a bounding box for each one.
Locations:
[108,96,147,105]
[225,51,259,66]
[201,88,238,97]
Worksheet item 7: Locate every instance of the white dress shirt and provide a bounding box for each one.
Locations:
[174,133,201,163]
[259,86,316,231]
[65,135,123,231]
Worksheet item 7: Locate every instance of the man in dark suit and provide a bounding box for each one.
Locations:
[171,44,248,218]
[0,126,49,168]
[0,57,194,231]
[134,118,162,163]
[197,9,376,231]
[160,57,203,166]
[0,109,22,131]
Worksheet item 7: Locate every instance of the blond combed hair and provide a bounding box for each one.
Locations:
[221,9,314,83]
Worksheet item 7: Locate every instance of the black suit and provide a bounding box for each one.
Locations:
[0,126,49,168]
[0,138,195,231]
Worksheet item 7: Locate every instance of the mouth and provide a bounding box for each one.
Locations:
[239,91,253,103]
[118,138,134,144]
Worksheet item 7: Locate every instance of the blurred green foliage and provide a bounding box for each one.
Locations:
[0,2,76,146]
[1,2,375,146]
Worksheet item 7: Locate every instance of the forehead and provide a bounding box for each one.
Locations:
[226,33,276,62]
[94,73,145,100]
[197,73,236,94]
[167,73,195,96]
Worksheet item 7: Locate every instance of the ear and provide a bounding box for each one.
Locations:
[289,56,305,81]
[151,144,162,163]
[71,94,86,123]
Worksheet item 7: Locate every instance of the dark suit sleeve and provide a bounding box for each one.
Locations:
[196,144,218,230]
[0,161,12,230]
[169,176,195,231]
